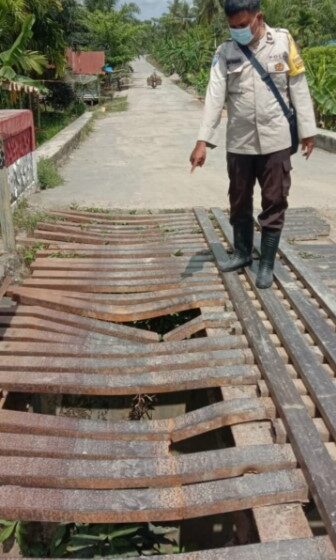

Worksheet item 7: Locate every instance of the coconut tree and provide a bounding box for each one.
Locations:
[165,0,194,30]
[194,0,224,25]
[119,2,141,22]
[85,0,117,12]
[261,0,292,28]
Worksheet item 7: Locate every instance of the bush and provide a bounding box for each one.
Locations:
[47,81,76,111]
[303,46,336,130]
[186,69,210,96]
[71,99,86,116]
[150,25,215,83]
[302,46,336,72]
[37,158,64,190]
[36,102,87,146]
[36,111,74,145]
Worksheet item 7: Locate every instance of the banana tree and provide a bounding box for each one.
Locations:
[0,14,47,83]
[305,58,336,129]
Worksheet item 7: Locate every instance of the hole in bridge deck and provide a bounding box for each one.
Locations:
[0,513,259,557]
[0,300,246,554]
[305,498,329,537]
[122,308,203,338]
[180,510,259,551]
[3,387,234,454]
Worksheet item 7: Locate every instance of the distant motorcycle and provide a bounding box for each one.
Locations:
[147,72,162,89]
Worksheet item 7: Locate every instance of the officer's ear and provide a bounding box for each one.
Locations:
[253,11,264,31]
[256,11,264,24]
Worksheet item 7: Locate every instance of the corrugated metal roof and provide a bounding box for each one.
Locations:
[66,49,105,75]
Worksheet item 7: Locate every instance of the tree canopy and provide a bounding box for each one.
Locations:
[0,0,144,83]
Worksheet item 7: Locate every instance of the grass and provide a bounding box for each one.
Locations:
[82,206,111,214]
[48,251,85,259]
[36,111,77,146]
[13,198,64,234]
[13,199,48,234]
[37,158,64,190]
[79,118,95,142]
[104,96,128,113]
[19,243,46,266]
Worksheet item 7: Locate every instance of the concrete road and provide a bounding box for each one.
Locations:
[30,57,336,213]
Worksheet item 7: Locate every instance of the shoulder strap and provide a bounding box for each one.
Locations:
[238,43,293,122]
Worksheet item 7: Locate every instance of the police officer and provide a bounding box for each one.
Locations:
[190,0,316,289]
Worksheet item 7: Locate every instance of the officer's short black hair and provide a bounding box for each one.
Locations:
[223,0,261,16]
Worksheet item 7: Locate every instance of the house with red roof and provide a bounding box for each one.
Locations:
[66,49,105,76]
[66,49,105,103]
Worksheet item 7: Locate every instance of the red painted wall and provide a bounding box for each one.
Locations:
[0,110,35,167]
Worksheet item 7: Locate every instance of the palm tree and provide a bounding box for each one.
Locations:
[168,0,183,17]
[312,0,336,42]
[194,0,224,24]
[85,0,117,12]
[261,0,292,28]
[167,0,194,29]
[119,2,141,22]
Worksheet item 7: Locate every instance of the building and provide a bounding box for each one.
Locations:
[66,49,105,103]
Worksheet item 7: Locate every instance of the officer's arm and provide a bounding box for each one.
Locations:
[198,48,227,149]
[287,34,316,141]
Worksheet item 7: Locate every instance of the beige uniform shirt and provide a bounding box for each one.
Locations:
[198,25,317,155]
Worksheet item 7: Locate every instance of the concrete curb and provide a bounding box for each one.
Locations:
[315,128,336,154]
[35,112,94,165]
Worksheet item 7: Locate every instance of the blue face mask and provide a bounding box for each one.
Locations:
[229,16,257,45]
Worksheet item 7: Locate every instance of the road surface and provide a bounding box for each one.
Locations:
[30,57,336,214]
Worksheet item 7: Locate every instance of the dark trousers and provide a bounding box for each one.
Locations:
[227,148,292,231]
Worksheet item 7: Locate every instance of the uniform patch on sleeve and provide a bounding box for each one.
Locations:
[288,34,305,76]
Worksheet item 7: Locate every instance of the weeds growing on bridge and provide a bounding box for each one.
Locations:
[12,198,49,234]
[19,242,46,266]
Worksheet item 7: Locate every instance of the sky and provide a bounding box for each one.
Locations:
[76,0,191,20]
[133,0,191,21]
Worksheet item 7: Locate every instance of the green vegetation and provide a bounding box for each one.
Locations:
[148,0,336,127]
[303,46,336,130]
[104,96,129,112]
[36,103,86,145]
[48,251,84,258]
[83,6,141,67]
[82,206,111,214]
[0,0,143,143]
[0,14,47,82]
[37,158,64,190]
[78,118,95,141]
[0,520,178,557]
[0,0,144,83]
[12,198,48,233]
[19,242,46,266]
